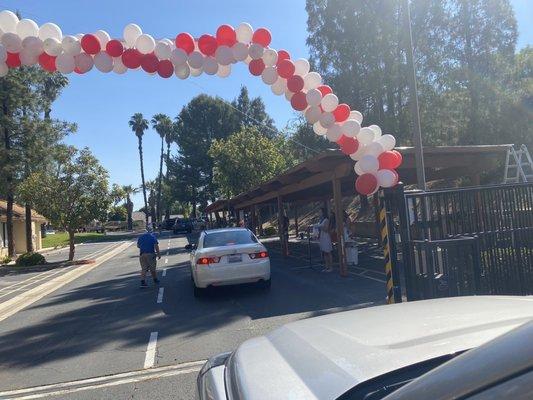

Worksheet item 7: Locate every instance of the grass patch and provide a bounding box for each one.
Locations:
[42,232,135,249]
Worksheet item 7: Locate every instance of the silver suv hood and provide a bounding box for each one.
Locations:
[226,296,533,400]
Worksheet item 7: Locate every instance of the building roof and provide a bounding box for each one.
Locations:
[0,200,48,223]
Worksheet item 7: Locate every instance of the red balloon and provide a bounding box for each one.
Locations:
[106,40,124,57]
[122,48,142,69]
[391,169,399,185]
[157,59,174,78]
[249,59,265,76]
[287,75,304,93]
[216,24,237,46]
[141,53,159,73]
[198,34,218,56]
[6,52,21,68]
[338,136,359,155]
[38,53,56,72]
[276,50,290,67]
[355,173,378,195]
[277,59,295,79]
[378,151,401,170]
[317,85,333,96]
[392,150,403,167]
[333,104,351,122]
[252,28,271,47]
[81,34,101,55]
[175,33,195,54]
[291,92,308,111]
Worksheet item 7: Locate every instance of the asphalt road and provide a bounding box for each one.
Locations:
[0,232,386,399]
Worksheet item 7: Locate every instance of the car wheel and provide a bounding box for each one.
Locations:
[259,279,271,290]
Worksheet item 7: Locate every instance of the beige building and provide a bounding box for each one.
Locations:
[0,201,47,257]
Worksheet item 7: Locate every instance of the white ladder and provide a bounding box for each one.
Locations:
[503,144,533,183]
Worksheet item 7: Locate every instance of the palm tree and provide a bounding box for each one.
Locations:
[122,185,139,231]
[151,114,173,224]
[163,122,177,221]
[129,113,149,227]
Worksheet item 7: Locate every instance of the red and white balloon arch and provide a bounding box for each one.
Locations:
[0,10,402,195]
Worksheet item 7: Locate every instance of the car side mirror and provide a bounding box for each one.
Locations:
[185,243,197,251]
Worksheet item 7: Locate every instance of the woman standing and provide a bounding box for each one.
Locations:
[318,208,333,272]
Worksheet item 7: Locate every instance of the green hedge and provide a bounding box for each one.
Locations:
[16,252,46,267]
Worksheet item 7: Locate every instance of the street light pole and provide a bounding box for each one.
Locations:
[402,0,427,191]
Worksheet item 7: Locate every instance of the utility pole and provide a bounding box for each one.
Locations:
[402,0,427,191]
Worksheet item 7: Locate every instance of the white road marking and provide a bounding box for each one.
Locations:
[143,331,158,369]
[157,287,164,304]
[162,268,167,277]
[164,258,168,264]
[348,271,386,283]
[0,360,205,399]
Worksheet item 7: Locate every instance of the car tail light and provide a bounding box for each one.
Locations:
[198,256,220,265]
[249,251,269,259]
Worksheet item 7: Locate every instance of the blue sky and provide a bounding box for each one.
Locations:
[1,0,531,209]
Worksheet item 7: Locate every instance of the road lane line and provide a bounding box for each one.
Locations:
[0,360,206,399]
[157,287,164,304]
[164,258,168,264]
[162,268,167,277]
[144,331,158,369]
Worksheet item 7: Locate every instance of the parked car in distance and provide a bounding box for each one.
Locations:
[173,218,193,234]
[160,218,176,231]
[197,296,533,400]
[188,228,270,297]
[45,229,55,235]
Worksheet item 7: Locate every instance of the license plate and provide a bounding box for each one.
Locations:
[228,254,242,263]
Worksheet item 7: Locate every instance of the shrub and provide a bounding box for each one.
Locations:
[15,252,46,267]
[1,255,12,265]
[263,226,277,236]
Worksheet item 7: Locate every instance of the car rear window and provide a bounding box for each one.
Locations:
[203,230,257,248]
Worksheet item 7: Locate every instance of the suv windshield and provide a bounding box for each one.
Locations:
[203,230,258,248]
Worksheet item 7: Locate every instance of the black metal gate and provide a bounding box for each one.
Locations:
[385,182,533,300]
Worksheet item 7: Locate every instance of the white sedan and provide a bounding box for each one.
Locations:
[188,228,271,296]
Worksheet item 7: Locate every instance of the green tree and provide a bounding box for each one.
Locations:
[232,86,277,138]
[209,127,293,198]
[151,113,173,223]
[19,146,110,261]
[110,184,139,230]
[286,116,332,162]
[108,205,128,222]
[129,113,149,226]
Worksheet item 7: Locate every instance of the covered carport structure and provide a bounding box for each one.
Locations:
[206,145,511,275]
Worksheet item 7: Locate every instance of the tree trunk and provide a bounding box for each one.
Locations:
[164,143,171,221]
[68,230,75,261]
[2,99,16,257]
[137,136,149,227]
[126,195,133,231]
[156,136,164,224]
[25,203,33,253]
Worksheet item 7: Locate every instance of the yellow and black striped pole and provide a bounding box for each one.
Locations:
[379,193,395,304]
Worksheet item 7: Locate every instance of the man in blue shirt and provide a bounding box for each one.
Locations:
[137,225,161,288]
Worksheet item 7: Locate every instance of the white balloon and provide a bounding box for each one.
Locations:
[359,155,379,174]
[203,57,218,75]
[271,78,286,96]
[369,124,382,139]
[123,23,142,47]
[232,42,248,62]
[22,37,43,55]
[162,38,174,48]
[0,44,6,63]
[305,106,322,124]
[94,30,110,48]
[304,72,322,90]
[261,66,278,85]
[19,48,38,66]
[1,32,22,53]
[350,144,366,161]
[188,51,204,69]
[0,62,8,77]
[378,134,396,151]
[113,57,127,74]
[190,67,203,77]
[175,63,190,79]
[364,141,385,157]
[154,41,172,60]
[321,93,339,113]
[75,53,94,73]
[43,37,62,56]
[55,53,75,74]
[217,64,231,78]
[319,112,335,129]
[136,34,155,54]
[244,55,252,65]
[39,23,62,41]
[236,22,253,44]
[306,88,322,107]
[294,58,310,76]
[354,161,364,176]
[171,48,188,66]
[215,45,233,66]
[377,169,397,188]
[357,127,376,145]
[0,10,18,33]
[285,91,294,101]
[342,119,361,138]
[326,124,343,142]
[62,35,81,56]
[262,48,277,66]
[248,43,264,60]
[16,19,39,39]
[350,110,363,124]
[94,52,113,72]
[75,33,84,41]
[313,121,327,135]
